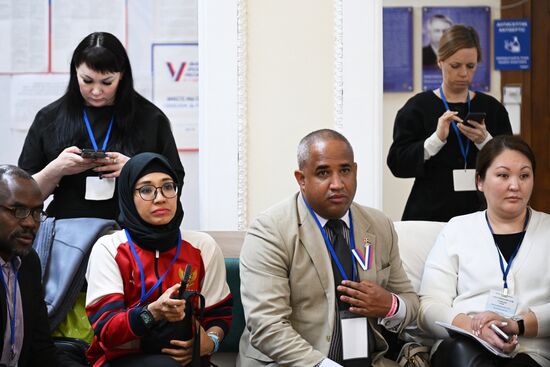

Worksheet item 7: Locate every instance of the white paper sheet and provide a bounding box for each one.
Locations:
[153,0,197,42]
[50,0,126,73]
[152,43,198,149]
[9,74,68,129]
[435,321,512,358]
[0,0,48,72]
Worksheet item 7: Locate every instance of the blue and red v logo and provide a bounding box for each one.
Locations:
[166,62,186,81]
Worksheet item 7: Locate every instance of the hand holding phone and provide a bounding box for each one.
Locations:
[490,323,511,343]
[463,112,486,127]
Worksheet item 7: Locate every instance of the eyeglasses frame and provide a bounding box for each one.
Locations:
[134,182,178,201]
[0,205,47,222]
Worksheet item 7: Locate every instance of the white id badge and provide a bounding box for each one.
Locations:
[485,289,518,318]
[340,311,369,360]
[85,176,116,200]
[453,169,476,191]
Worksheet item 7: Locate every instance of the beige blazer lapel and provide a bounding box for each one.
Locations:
[351,204,378,283]
[296,196,336,310]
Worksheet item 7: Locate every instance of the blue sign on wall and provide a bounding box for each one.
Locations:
[494,19,530,70]
[383,7,413,92]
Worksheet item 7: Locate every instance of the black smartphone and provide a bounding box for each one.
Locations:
[178,264,192,299]
[463,112,486,127]
[80,149,107,159]
[490,323,511,343]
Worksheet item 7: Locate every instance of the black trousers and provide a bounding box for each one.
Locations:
[104,354,181,367]
[432,335,541,367]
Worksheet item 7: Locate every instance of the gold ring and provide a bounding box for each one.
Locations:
[113,158,118,164]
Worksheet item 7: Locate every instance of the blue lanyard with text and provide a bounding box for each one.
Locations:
[485,209,529,295]
[83,109,114,151]
[439,86,471,168]
[302,197,358,281]
[0,261,19,360]
[125,229,182,305]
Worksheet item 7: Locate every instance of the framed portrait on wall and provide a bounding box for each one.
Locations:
[422,7,491,92]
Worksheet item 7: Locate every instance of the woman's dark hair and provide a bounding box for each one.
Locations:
[476,135,536,181]
[437,24,482,63]
[57,32,140,153]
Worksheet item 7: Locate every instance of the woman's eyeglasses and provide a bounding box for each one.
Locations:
[0,205,47,222]
[135,182,178,201]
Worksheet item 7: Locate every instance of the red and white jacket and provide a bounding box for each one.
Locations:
[85,230,232,366]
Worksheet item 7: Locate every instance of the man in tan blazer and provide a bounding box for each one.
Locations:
[237,129,419,367]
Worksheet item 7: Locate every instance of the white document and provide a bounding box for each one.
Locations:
[85,177,116,201]
[9,74,68,130]
[127,0,198,100]
[0,0,48,72]
[453,169,476,191]
[153,0,198,42]
[341,316,369,360]
[50,0,126,73]
[152,44,198,149]
[435,321,512,358]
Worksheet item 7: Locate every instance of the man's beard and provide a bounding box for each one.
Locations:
[12,243,31,257]
[0,229,35,258]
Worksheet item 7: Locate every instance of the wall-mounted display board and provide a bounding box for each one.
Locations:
[383,7,413,92]
[494,19,530,71]
[422,6,491,92]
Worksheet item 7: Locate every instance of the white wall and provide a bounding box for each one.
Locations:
[382,0,502,220]
[198,0,239,230]
[247,0,335,221]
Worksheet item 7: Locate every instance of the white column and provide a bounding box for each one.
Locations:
[198,0,239,230]
[342,0,384,209]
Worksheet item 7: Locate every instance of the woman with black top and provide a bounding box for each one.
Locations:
[18,32,184,220]
[387,25,512,222]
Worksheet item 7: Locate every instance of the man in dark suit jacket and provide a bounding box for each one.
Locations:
[238,130,418,367]
[0,165,76,367]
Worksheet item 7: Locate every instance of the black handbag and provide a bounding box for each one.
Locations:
[141,291,207,367]
[53,337,91,366]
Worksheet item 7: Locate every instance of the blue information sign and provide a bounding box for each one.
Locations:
[494,19,530,70]
[383,7,413,92]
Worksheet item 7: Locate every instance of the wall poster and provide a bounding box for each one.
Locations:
[383,7,413,92]
[422,7,491,92]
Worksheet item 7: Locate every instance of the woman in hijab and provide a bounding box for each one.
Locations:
[84,153,232,367]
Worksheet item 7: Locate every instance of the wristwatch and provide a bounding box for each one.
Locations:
[512,315,525,336]
[138,305,156,329]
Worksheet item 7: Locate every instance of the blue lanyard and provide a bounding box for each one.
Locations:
[83,109,114,151]
[485,210,530,295]
[439,86,471,167]
[125,229,182,305]
[0,261,19,360]
[302,197,358,281]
